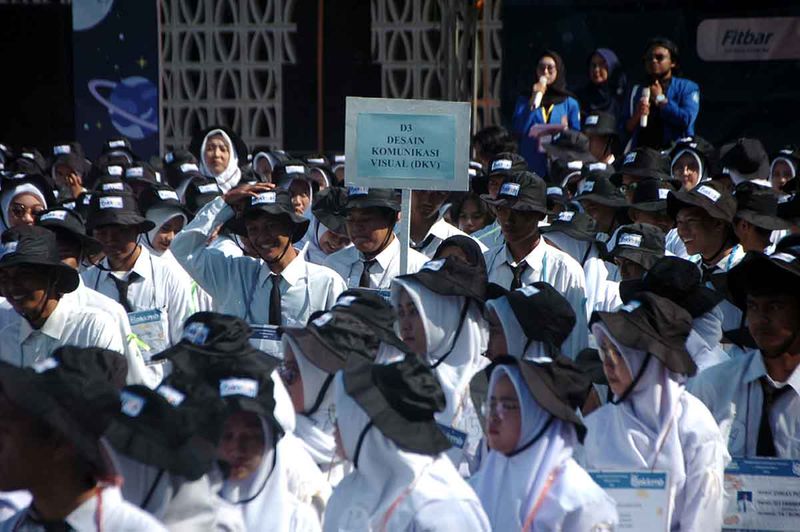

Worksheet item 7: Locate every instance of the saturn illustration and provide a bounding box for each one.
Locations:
[88,75,158,139]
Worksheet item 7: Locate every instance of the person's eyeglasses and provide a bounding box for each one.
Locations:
[278,361,299,385]
[10,203,44,219]
[619,183,638,194]
[538,63,556,72]
[648,53,668,62]
[481,398,520,420]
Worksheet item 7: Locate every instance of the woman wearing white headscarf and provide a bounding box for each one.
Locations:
[0,174,54,230]
[303,187,352,266]
[324,356,490,532]
[584,292,727,531]
[392,257,489,473]
[198,128,243,193]
[471,358,617,530]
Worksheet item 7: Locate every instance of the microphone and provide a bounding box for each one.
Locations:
[530,76,548,110]
[640,87,651,128]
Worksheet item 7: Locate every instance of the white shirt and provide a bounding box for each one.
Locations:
[473,220,505,249]
[689,351,800,458]
[692,244,745,334]
[324,235,429,290]
[411,217,487,258]
[1,485,167,532]
[68,279,160,387]
[0,295,125,368]
[484,240,589,358]
[171,197,346,327]
[82,244,193,347]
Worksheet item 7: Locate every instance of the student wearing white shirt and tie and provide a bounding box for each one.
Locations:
[324,187,428,289]
[82,190,193,364]
[0,225,125,367]
[482,172,589,358]
[171,183,346,331]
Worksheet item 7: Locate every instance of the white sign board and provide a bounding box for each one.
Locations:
[344,97,471,191]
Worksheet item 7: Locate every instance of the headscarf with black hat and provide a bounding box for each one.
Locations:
[0,224,80,294]
[433,234,487,271]
[138,183,191,255]
[305,186,349,264]
[669,136,716,187]
[0,172,56,230]
[733,181,791,231]
[470,356,614,531]
[325,355,487,531]
[771,147,799,194]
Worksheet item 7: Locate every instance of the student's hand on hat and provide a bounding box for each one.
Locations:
[223,182,276,207]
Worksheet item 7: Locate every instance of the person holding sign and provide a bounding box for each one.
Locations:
[324,187,428,290]
[82,190,193,368]
[584,293,727,531]
[689,245,800,458]
[482,172,588,358]
[470,356,618,531]
[170,184,346,337]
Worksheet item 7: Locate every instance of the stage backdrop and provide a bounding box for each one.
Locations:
[72,0,160,159]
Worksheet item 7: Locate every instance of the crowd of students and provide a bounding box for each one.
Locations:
[0,33,797,531]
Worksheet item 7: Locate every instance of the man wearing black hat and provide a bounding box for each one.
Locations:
[573,163,629,252]
[482,172,588,357]
[720,137,772,190]
[471,153,529,249]
[690,246,800,459]
[82,191,193,364]
[409,189,486,259]
[582,111,620,165]
[324,186,428,289]
[0,225,127,367]
[172,183,346,339]
[733,182,791,253]
[612,146,670,203]
[610,223,665,281]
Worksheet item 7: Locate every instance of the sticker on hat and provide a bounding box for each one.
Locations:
[658,189,670,200]
[307,158,325,164]
[556,211,575,222]
[126,167,144,178]
[621,300,642,313]
[567,161,583,170]
[108,140,127,149]
[422,259,446,272]
[62,201,76,210]
[102,182,124,191]
[286,165,305,174]
[468,168,477,177]
[219,378,259,398]
[491,159,512,171]
[335,295,358,308]
[99,196,124,210]
[519,285,540,297]
[252,192,277,205]
[334,155,346,163]
[0,241,18,258]
[53,145,71,155]
[588,162,607,172]
[198,184,218,194]
[32,358,59,374]
[500,182,520,197]
[696,185,721,203]
[313,313,334,328]
[624,152,637,165]
[585,115,599,126]
[348,186,369,196]
[156,384,186,406]
[40,210,68,222]
[577,181,595,194]
[180,163,199,172]
[183,322,210,345]
[121,391,146,418]
[21,152,34,160]
[547,187,563,196]
[618,233,643,248]
[107,165,124,176]
[157,190,179,201]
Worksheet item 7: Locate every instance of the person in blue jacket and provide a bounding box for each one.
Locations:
[624,37,700,150]
[512,50,581,177]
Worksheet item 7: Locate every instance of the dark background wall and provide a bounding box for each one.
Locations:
[502,0,800,151]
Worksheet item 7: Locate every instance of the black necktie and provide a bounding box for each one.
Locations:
[756,377,792,457]
[701,264,719,284]
[411,233,436,253]
[510,261,529,290]
[269,274,282,326]
[359,259,377,288]
[110,272,140,313]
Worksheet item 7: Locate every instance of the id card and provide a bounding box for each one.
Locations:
[589,470,670,531]
[723,458,800,531]
[249,324,283,358]
[128,308,168,358]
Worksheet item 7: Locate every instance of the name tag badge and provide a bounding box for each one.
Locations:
[249,324,283,358]
[437,423,467,449]
[128,308,168,357]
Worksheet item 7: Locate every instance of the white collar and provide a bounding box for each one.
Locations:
[360,234,399,270]
[102,245,153,280]
[258,248,305,288]
[503,238,549,270]
[747,351,800,396]
[19,296,73,342]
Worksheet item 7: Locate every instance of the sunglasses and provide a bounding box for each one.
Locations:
[10,203,44,219]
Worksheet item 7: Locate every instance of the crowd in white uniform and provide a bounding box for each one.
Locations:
[0,112,796,532]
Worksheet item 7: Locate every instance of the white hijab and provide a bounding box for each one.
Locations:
[323,374,478,532]
[585,323,686,518]
[218,417,296,532]
[486,295,550,361]
[1,183,47,229]
[199,129,241,193]
[144,207,187,257]
[470,365,575,531]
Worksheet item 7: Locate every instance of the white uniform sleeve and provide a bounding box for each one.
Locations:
[162,267,194,346]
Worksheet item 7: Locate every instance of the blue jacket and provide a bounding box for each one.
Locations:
[625,76,699,148]
[511,95,581,177]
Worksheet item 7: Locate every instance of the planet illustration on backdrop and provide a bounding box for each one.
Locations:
[72,0,115,31]
[88,76,158,140]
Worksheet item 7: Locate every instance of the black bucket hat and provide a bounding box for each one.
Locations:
[312,186,348,235]
[163,150,199,188]
[720,137,770,184]
[541,130,596,163]
[0,348,123,475]
[726,247,800,310]
[591,292,696,376]
[303,153,331,168]
[734,182,791,231]
[138,183,191,220]
[0,172,57,210]
[36,207,103,256]
[153,312,275,373]
[184,177,221,215]
[487,152,528,180]
[611,223,665,270]
[574,167,627,208]
[102,137,137,163]
[628,178,674,212]
[667,180,736,223]
[505,282,576,350]
[343,186,400,212]
[333,289,414,355]
[488,355,589,442]
[343,354,450,455]
[124,162,160,187]
[612,147,670,184]
[11,148,48,174]
[481,171,547,214]
[91,174,130,195]
[85,191,155,233]
[540,210,597,242]
[619,256,723,318]
[237,188,310,243]
[51,142,89,176]
[0,225,80,293]
[395,255,487,302]
[549,159,586,190]
[669,136,717,182]
[273,160,313,189]
[778,193,800,225]
[105,382,225,480]
[582,111,618,138]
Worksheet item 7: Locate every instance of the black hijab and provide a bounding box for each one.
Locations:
[538,50,575,108]
[577,48,627,116]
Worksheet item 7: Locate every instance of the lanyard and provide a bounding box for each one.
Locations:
[541,104,555,124]
[521,464,563,531]
[376,463,431,532]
